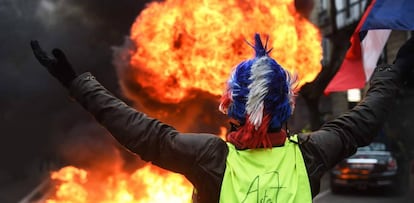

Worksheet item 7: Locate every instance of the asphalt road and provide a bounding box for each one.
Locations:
[314,173,414,203]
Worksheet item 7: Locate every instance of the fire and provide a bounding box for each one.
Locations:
[46,164,192,203]
[129,0,322,103]
[47,167,88,202]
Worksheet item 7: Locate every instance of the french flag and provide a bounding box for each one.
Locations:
[324,0,414,94]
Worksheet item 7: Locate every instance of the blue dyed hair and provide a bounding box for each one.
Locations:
[220,33,297,130]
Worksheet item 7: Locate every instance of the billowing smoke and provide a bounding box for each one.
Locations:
[0,0,151,183]
[294,0,315,18]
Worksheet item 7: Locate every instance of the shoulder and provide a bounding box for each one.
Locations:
[180,133,229,156]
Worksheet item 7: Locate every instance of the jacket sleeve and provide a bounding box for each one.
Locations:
[68,72,225,176]
[298,64,404,197]
[302,64,404,170]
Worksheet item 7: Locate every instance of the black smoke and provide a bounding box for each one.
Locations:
[0,0,152,190]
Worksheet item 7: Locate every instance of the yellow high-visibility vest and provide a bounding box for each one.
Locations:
[220,135,312,203]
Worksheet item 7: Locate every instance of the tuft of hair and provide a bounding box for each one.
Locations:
[245,33,273,57]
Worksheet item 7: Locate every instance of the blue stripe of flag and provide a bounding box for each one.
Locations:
[361,0,414,31]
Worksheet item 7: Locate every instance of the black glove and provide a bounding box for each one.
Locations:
[30,40,78,88]
[393,36,414,80]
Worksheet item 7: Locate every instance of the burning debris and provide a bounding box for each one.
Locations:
[45,164,192,203]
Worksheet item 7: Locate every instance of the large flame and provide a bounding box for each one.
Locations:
[46,0,322,202]
[129,0,322,103]
[46,164,192,203]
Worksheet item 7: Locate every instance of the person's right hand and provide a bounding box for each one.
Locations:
[30,40,78,88]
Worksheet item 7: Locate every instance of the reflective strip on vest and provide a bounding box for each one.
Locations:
[219,135,311,203]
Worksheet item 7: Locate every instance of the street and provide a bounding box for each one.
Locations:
[313,173,414,203]
[314,191,413,203]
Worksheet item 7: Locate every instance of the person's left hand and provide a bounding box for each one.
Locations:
[30,40,78,88]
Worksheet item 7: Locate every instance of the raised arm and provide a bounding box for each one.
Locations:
[29,41,227,176]
[303,36,414,170]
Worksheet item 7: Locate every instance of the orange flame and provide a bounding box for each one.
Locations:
[46,164,192,203]
[129,0,322,103]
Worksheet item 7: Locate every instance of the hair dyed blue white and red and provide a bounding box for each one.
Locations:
[220,33,297,149]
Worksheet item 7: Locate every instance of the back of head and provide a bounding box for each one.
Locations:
[219,33,297,149]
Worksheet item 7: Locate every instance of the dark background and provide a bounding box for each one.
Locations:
[0,0,153,183]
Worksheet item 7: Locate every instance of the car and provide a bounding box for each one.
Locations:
[330,142,410,195]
